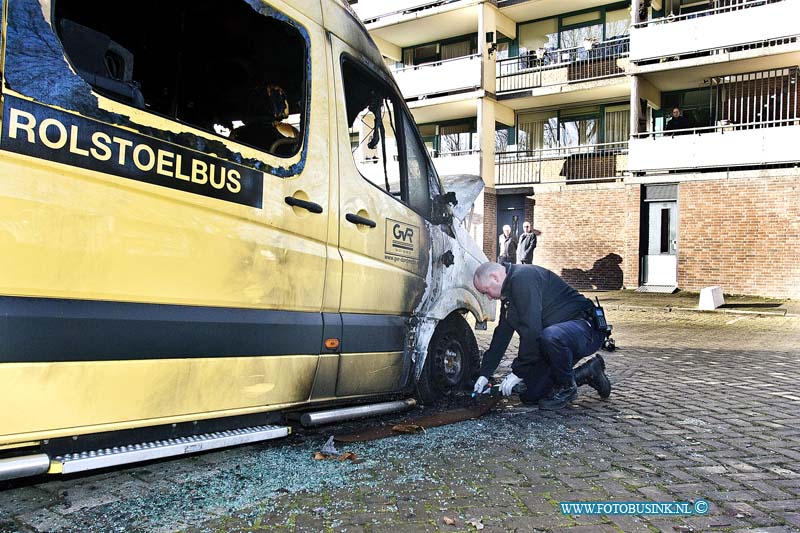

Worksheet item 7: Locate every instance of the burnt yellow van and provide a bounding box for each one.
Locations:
[0,0,494,481]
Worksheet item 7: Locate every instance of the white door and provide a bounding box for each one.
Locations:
[644,201,678,286]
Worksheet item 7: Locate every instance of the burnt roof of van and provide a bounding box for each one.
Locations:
[325,0,396,88]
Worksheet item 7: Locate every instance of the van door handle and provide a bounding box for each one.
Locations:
[345,213,376,228]
[284,196,323,214]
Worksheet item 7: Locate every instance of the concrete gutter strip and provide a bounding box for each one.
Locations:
[605,303,793,317]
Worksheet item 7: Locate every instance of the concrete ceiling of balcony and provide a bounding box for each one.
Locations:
[499,0,617,23]
[638,47,800,92]
[498,77,630,110]
[367,4,482,48]
[407,92,481,123]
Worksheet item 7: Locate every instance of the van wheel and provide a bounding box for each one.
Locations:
[416,314,479,404]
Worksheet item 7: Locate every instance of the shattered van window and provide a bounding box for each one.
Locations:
[343,61,403,198]
[52,0,308,158]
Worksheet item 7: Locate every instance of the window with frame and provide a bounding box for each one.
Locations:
[439,123,476,155]
[54,0,307,159]
[343,60,436,219]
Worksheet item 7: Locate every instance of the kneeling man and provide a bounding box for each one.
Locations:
[473,262,611,409]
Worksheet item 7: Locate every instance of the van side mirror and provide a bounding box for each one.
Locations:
[431,191,457,225]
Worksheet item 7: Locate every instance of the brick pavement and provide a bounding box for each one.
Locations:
[1,309,799,532]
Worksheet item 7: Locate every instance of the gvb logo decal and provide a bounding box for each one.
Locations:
[385,219,419,262]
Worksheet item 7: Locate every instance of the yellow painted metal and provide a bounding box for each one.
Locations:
[0,0,331,311]
[0,356,318,444]
[335,352,405,397]
[0,441,41,451]
[330,36,430,317]
[309,353,341,400]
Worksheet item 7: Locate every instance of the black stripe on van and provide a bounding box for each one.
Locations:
[0,296,322,362]
[341,314,407,353]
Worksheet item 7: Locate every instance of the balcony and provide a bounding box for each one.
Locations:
[495,142,628,185]
[630,0,798,65]
[431,149,481,176]
[496,37,629,95]
[393,54,482,100]
[629,119,800,172]
[353,0,480,28]
[630,65,800,172]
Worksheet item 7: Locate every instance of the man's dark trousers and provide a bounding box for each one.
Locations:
[518,319,606,403]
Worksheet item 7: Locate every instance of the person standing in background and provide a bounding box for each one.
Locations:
[497,225,517,264]
[516,221,539,264]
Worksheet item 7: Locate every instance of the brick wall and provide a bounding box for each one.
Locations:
[624,185,642,287]
[678,176,800,298]
[533,186,631,290]
[483,188,497,260]
[524,196,535,230]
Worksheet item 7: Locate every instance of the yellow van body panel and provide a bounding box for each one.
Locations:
[0,1,335,446]
[1,355,318,442]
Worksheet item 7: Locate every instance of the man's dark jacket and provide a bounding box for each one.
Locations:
[665,115,691,135]
[517,232,537,263]
[479,264,595,380]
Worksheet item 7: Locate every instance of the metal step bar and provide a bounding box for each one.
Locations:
[0,454,51,481]
[300,398,417,427]
[53,425,290,475]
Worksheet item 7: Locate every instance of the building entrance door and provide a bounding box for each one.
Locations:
[496,194,525,262]
[643,200,678,287]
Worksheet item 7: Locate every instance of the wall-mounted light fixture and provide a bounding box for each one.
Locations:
[486,31,496,55]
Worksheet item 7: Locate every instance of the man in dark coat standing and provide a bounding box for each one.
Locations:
[472,262,611,409]
[516,221,539,264]
[497,225,517,264]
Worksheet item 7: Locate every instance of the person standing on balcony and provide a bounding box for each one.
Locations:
[497,225,517,264]
[471,262,612,409]
[516,221,540,264]
[665,106,691,135]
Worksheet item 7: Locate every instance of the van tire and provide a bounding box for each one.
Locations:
[416,313,479,404]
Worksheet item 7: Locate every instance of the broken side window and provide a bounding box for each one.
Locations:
[343,60,402,198]
[53,0,307,158]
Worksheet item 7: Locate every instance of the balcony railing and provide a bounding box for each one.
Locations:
[430,149,481,176]
[355,0,484,24]
[392,54,482,99]
[495,141,628,185]
[629,0,797,63]
[496,37,629,94]
[635,0,786,28]
[629,118,800,172]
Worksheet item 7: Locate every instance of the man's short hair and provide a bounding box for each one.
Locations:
[502,224,511,231]
[474,262,503,285]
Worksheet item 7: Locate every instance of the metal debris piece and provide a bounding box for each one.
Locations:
[467,518,484,530]
[392,424,425,434]
[443,516,456,525]
[321,436,339,456]
[335,397,502,443]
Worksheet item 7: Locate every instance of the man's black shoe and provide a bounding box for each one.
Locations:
[538,381,578,410]
[574,354,611,399]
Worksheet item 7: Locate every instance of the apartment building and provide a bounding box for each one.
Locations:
[350,0,800,298]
